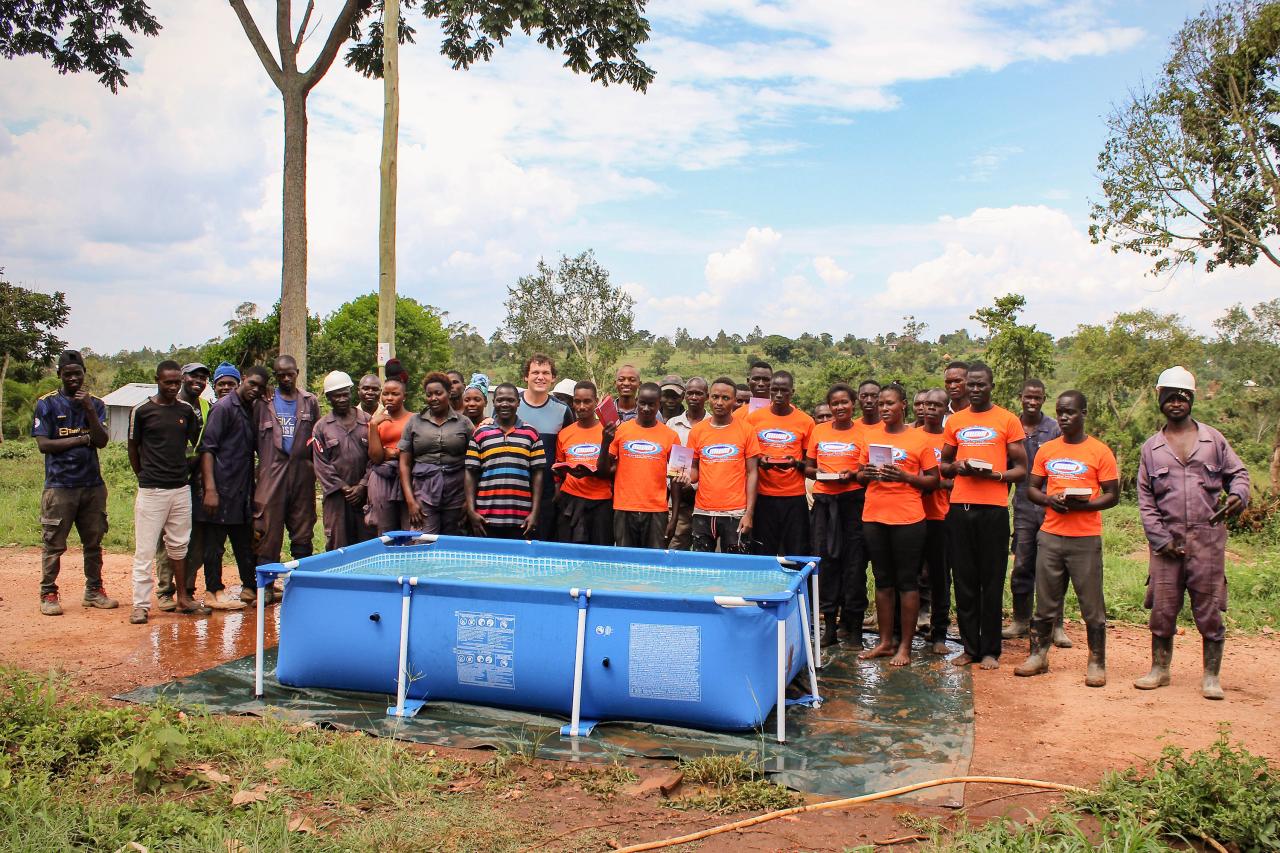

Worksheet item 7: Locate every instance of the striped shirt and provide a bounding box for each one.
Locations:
[465,419,546,527]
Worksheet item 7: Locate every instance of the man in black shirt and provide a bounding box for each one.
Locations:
[127,360,206,624]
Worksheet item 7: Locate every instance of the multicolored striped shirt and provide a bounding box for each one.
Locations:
[465,419,546,527]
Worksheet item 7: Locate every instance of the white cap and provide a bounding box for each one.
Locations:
[1156,366,1196,392]
[322,370,354,395]
[553,378,577,396]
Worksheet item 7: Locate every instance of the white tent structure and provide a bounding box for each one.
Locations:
[100,383,215,443]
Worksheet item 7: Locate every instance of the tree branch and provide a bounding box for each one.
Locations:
[301,0,365,91]
[228,0,284,88]
[294,0,316,50]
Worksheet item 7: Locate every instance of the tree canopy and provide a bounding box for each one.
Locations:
[0,273,69,441]
[0,0,161,92]
[310,293,450,395]
[970,293,1055,394]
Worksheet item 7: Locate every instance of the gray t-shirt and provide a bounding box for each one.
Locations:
[399,409,473,466]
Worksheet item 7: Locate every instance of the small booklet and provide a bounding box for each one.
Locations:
[965,458,993,471]
[1062,487,1093,498]
[667,444,695,478]
[596,394,619,428]
[748,397,770,413]
[868,444,894,467]
[816,471,844,482]
[553,461,596,474]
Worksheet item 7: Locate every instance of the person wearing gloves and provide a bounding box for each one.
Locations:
[311,371,372,550]
[1135,366,1249,700]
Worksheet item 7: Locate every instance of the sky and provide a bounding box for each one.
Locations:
[1,0,1276,354]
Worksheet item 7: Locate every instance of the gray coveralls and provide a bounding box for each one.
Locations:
[1136,422,1249,642]
[1011,414,1061,601]
[253,390,319,564]
[312,409,373,551]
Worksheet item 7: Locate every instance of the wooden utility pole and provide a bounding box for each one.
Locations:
[376,0,400,379]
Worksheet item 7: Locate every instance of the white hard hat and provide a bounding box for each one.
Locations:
[322,370,354,395]
[553,378,577,396]
[1155,366,1196,392]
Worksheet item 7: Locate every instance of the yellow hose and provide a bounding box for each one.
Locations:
[613,775,1090,853]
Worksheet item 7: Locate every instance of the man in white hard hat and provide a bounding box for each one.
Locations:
[1135,366,1249,699]
[311,371,373,551]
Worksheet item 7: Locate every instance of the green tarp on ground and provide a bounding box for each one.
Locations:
[117,637,973,806]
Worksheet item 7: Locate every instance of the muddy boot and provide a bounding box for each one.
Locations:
[1014,619,1052,677]
[1084,624,1106,688]
[821,617,840,648]
[840,612,864,645]
[1002,593,1032,639]
[1134,635,1173,690]
[1052,618,1073,648]
[1201,639,1224,700]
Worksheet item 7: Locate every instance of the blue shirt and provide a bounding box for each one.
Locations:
[273,393,299,455]
[517,394,573,484]
[31,390,108,489]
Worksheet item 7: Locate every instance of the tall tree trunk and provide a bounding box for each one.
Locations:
[377,0,400,379]
[1270,422,1280,494]
[0,352,8,444]
[280,82,310,385]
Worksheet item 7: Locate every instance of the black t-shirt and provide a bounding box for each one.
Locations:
[129,398,201,489]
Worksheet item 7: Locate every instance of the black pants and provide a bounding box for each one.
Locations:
[865,520,926,592]
[754,494,810,557]
[204,522,256,594]
[1010,511,1043,598]
[556,494,614,547]
[811,491,867,620]
[613,511,667,549]
[691,513,744,552]
[947,503,1010,660]
[923,519,950,642]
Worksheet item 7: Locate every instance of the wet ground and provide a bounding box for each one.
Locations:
[4,544,1280,850]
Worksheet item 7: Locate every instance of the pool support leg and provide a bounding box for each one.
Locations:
[561,588,597,738]
[810,570,822,670]
[388,576,426,719]
[796,595,823,710]
[254,569,268,698]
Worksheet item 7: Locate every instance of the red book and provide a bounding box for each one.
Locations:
[596,394,620,427]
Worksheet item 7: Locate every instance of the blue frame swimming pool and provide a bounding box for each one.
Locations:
[255,533,822,740]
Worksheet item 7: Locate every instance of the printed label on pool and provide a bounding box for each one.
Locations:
[628,623,701,702]
[454,611,515,690]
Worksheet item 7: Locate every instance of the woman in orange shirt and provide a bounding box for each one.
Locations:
[856,384,940,667]
[366,378,413,533]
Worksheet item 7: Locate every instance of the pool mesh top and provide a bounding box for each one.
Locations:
[310,549,803,596]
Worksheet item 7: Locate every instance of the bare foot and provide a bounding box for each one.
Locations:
[930,641,949,655]
[859,642,895,660]
[890,648,911,667]
[950,653,975,666]
[979,655,1000,670]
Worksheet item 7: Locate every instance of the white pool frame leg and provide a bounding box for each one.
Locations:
[775,615,787,743]
[796,594,822,710]
[388,576,425,718]
[253,565,291,699]
[810,570,822,670]
[561,588,597,738]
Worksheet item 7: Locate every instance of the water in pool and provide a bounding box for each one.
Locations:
[315,548,801,596]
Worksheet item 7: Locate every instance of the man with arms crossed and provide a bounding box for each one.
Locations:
[312,371,372,550]
[939,362,1028,669]
[680,377,760,553]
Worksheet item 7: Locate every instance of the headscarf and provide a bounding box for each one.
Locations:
[465,373,490,397]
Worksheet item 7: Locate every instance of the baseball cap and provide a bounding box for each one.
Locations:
[659,374,685,392]
[181,362,210,376]
[57,350,85,371]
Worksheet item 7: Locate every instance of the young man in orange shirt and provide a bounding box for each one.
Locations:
[939,362,1029,669]
[679,377,760,552]
[732,361,773,421]
[555,381,614,546]
[1017,390,1119,685]
[746,370,814,556]
[603,383,678,548]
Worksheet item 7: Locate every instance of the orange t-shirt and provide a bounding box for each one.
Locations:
[377,410,412,448]
[806,421,864,495]
[917,429,950,521]
[688,419,760,512]
[1032,435,1118,537]
[858,427,936,525]
[608,420,678,512]
[746,406,814,497]
[556,421,612,501]
[943,405,1026,506]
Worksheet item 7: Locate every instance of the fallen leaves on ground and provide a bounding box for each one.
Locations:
[231,784,271,806]
[286,813,317,834]
[193,764,232,784]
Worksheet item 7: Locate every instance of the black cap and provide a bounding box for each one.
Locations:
[57,350,85,371]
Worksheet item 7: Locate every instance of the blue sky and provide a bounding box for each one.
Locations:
[1,0,1273,353]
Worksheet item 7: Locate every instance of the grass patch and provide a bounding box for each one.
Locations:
[0,666,540,852]
[663,753,800,814]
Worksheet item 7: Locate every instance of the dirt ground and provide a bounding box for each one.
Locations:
[3,544,1278,851]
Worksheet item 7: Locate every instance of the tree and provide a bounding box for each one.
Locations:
[0,273,69,442]
[1090,1,1280,275]
[970,294,1054,395]
[311,293,449,393]
[647,337,674,375]
[502,250,636,386]
[761,334,795,363]
[0,0,160,92]
[1212,298,1280,488]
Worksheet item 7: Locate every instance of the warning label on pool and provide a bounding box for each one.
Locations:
[628,623,701,702]
[454,611,515,690]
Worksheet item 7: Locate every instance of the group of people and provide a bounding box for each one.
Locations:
[34,348,1248,698]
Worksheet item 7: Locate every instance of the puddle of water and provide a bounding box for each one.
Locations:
[145,605,280,672]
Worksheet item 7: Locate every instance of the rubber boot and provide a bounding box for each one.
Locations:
[1084,624,1106,688]
[1201,639,1224,700]
[1014,619,1052,677]
[1133,635,1173,690]
[838,611,863,644]
[821,617,840,648]
[1002,593,1032,639]
[1052,618,1073,648]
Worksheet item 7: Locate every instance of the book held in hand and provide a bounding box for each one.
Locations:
[815,471,844,482]
[667,444,695,478]
[748,397,769,413]
[1062,487,1093,498]
[596,394,619,428]
[868,444,894,467]
[965,458,993,471]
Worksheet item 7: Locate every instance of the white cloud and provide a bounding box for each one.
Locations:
[813,256,850,285]
[961,145,1023,182]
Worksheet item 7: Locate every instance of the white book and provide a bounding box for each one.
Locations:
[869,444,894,467]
